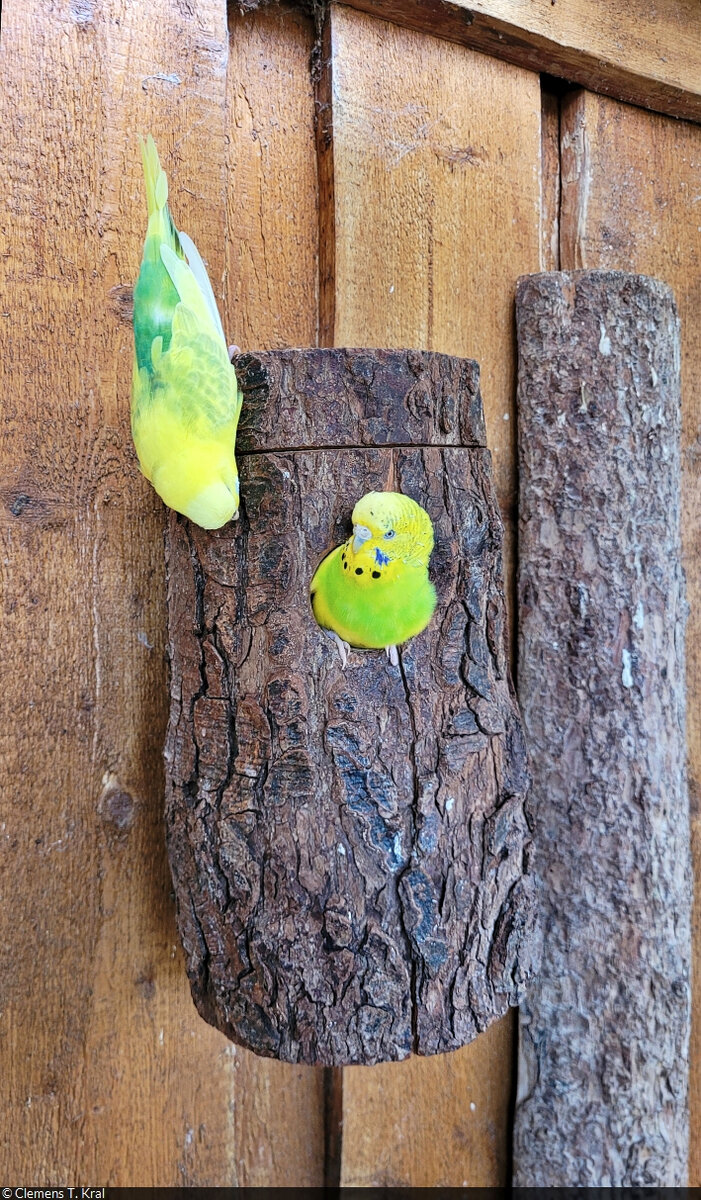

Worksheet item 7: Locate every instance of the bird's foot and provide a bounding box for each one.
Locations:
[324,629,351,669]
[228,344,241,361]
[386,644,399,667]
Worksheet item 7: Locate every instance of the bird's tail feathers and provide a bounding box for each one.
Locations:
[139,134,168,216]
[138,134,181,257]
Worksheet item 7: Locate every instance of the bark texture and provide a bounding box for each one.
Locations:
[513,272,691,1185]
[164,348,537,1065]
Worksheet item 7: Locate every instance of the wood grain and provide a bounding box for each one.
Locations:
[0,0,324,1184]
[336,0,701,123]
[318,4,541,1181]
[229,1048,324,1186]
[341,1043,515,1186]
[557,91,701,1185]
[226,5,319,353]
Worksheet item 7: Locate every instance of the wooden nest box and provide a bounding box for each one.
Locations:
[164,347,538,1066]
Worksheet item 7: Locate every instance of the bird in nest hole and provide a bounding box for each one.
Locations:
[310,490,437,669]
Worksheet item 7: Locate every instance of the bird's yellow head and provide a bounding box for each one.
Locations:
[350,491,434,570]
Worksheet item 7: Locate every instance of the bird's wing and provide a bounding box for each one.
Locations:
[177,231,226,344]
[160,243,226,349]
[148,301,241,436]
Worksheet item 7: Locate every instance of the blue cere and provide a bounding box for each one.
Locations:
[374,547,390,566]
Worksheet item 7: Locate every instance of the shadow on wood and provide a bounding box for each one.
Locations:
[164,348,538,1065]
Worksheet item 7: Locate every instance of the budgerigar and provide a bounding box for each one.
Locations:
[131,135,242,529]
[310,491,437,668]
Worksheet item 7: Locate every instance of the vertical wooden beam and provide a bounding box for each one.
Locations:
[557,90,701,1185]
[514,270,690,1185]
[316,5,541,1184]
[226,7,320,353]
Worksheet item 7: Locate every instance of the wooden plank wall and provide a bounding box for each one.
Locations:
[2,0,699,1185]
[335,0,701,121]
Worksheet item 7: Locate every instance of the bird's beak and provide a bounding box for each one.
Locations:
[352,524,372,554]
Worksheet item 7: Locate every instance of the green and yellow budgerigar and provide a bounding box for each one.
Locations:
[310,491,437,668]
[131,135,242,529]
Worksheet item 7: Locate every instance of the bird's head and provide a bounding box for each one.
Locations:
[350,491,434,569]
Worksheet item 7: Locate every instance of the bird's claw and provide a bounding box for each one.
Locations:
[386,644,399,667]
[324,629,351,669]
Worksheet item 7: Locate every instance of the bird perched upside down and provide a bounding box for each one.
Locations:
[131,135,242,529]
[310,491,437,668]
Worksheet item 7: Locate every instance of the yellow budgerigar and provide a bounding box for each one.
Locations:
[131,135,242,529]
[310,491,437,668]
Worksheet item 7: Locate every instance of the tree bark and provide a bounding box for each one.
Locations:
[513,272,691,1184]
[164,347,537,1065]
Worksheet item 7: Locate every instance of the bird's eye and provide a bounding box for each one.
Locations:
[384,530,396,539]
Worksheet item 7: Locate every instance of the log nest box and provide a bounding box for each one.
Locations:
[164,347,538,1066]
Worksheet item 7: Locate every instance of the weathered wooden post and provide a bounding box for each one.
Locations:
[514,272,691,1185]
[164,348,539,1065]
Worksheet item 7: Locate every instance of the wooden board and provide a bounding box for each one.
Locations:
[557,89,701,1186]
[342,1046,515,1186]
[318,5,541,1183]
[0,0,324,1184]
[226,6,320,353]
[338,0,701,123]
